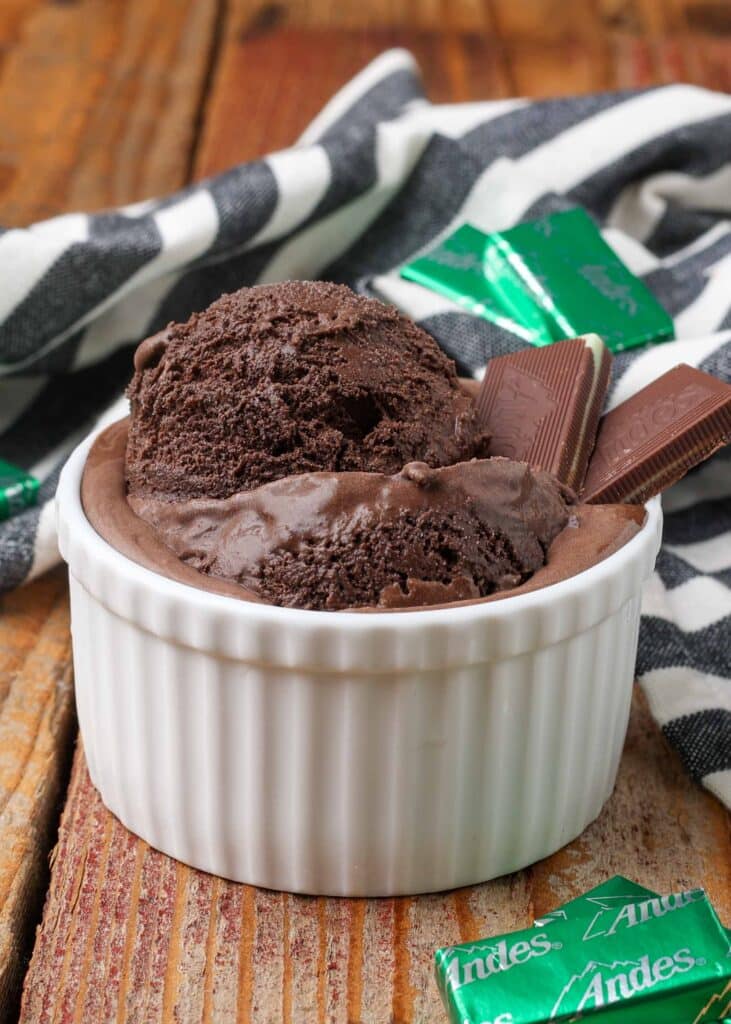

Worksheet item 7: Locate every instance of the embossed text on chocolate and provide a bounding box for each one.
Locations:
[487,366,557,458]
[593,383,712,470]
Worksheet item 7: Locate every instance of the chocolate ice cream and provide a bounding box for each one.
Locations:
[126,281,488,501]
[82,419,645,611]
[79,282,691,612]
[128,457,570,611]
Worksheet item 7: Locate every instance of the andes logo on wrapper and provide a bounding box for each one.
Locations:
[581,889,706,942]
[550,948,701,1017]
[578,264,638,316]
[426,245,485,274]
[444,933,556,992]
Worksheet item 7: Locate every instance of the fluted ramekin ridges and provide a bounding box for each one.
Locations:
[57,428,662,896]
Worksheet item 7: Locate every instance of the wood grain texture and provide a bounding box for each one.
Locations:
[0,569,76,1023]
[0,1,220,1016]
[18,689,730,1023]
[195,0,731,175]
[195,19,512,178]
[4,0,731,1019]
[0,0,219,226]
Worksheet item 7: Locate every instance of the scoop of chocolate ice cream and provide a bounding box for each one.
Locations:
[128,457,570,611]
[126,281,488,501]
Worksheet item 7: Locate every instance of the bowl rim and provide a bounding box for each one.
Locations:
[57,421,663,633]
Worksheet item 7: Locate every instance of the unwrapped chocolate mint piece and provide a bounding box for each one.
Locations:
[583,363,731,505]
[476,334,612,491]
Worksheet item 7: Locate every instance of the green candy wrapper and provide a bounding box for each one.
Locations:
[0,459,39,520]
[398,223,543,343]
[435,878,731,1023]
[401,209,674,353]
[533,877,658,930]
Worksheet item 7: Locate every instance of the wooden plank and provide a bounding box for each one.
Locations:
[488,0,614,95]
[0,0,219,226]
[197,31,507,176]
[196,0,731,178]
[11,1,731,1020]
[194,0,511,175]
[0,569,76,1023]
[241,0,487,30]
[0,2,220,1017]
[492,0,731,94]
[18,689,730,1023]
[599,0,731,90]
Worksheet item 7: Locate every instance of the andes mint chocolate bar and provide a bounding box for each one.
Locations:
[435,882,731,1024]
[583,364,731,505]
[476,334,612,491]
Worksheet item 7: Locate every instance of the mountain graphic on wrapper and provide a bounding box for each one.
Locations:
[534,892,651,929]
[549,958,643,1018]
[690,979,731,1024]
[549,950,704,1019]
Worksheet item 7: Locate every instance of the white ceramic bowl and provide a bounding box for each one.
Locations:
[57,427,662,896]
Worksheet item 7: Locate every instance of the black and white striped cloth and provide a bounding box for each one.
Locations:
[1,50,729,806]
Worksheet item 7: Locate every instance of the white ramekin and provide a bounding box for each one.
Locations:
[57,426,663,896]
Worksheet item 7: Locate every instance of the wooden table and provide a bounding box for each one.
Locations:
[1,2,729,1021]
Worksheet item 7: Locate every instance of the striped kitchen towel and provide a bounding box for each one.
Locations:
[0,50,729,806]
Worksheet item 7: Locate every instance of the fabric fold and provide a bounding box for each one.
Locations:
[0,49,729,806]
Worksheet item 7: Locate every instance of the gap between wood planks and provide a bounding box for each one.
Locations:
[2,1,730,1019]
[0,571,77,1024]
[184,0,231,187]
[0,4,226,1016]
